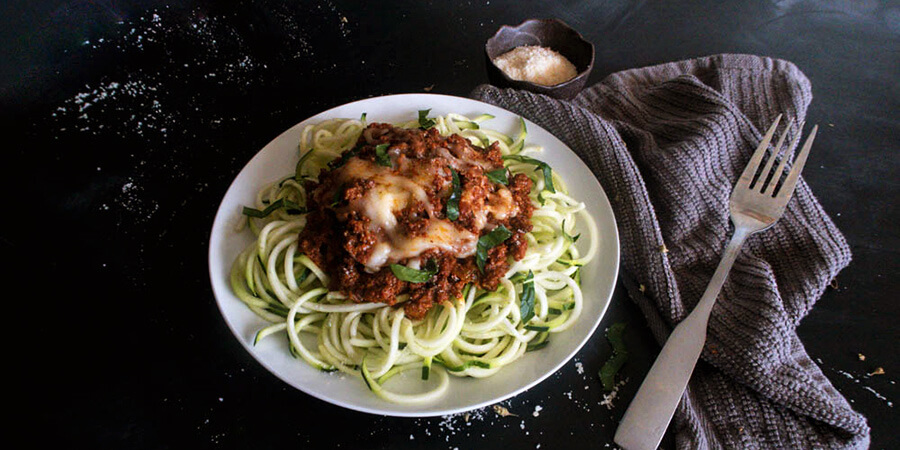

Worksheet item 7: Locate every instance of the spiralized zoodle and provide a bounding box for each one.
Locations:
[230,111,598,403]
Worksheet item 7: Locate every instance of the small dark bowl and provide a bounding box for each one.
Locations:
[485,18,594,100]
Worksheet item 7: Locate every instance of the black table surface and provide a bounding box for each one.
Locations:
[5,1,897,448]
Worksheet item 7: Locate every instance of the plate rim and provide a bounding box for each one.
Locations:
[207,92,620,417]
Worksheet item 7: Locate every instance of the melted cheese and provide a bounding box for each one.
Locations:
[333,152,516,272]
[338,158,429,229]
[366,220,478,271]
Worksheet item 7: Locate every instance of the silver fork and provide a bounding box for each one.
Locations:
[614,116,818,450]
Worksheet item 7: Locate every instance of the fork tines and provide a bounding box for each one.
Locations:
[743,115,818,198]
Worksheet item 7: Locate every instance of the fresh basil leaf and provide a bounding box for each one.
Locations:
[475,225,513,272]
[599,322,628,391]
[418,109,436,129]
[502,154,556,193]
[446,168,461,221]
[375,143,392,167]
[520,271,535,323]
[485,168,509,185]
[328,148,359,170]
[508,272,527,284]
[390,259,438,283]
[242,198,307,218]
[540,165,555,193]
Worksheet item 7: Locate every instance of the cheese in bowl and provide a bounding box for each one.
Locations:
[491,46,578,86]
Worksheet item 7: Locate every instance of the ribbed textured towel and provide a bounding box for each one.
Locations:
[471,54,870,449]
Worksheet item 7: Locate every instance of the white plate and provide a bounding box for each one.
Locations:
[208,93,620,417]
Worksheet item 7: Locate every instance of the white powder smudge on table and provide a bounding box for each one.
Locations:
[862,386,893,407]
[600,379,628,410]
[118,179,159,222]
[56,78,171,140]
[827,366,894,408]
[408,400,548,446]
[45,6,296,231]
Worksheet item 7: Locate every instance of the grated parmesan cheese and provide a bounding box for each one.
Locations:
[492,45,578,86]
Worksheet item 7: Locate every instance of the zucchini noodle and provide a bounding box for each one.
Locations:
[230,111,598,403]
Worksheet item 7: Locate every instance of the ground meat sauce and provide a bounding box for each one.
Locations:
[297,123,534,319]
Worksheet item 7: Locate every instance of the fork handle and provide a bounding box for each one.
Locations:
[614,226,751,450]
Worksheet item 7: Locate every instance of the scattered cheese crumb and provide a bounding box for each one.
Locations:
[870,367,885,376]
[493,405,517,417]
[600,379,628,410]
[532,405,543,417]
[858,353,866,361]
[492,46,578,86]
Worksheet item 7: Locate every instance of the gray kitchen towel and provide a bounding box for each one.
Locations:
[472,54,870,449]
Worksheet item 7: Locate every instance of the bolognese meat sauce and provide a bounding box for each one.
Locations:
[297,123,533,319]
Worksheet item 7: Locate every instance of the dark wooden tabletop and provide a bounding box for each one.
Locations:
[5,1,897,448]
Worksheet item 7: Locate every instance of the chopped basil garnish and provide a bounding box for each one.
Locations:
[485,168,509,185]
[360,112,367,122]
[328,148,359,170]
[446,168,461,221]
[418,109,436,129]
[503,154,556,193]
[390,259,438,283]
[599,322,628,392]
[508,272,527,284]
[475,225,513,272]
[520,271,536,323]
[375,143,392,167]
[242,198,307,218]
